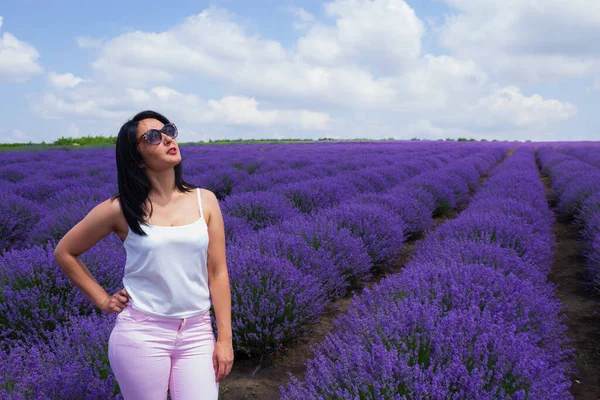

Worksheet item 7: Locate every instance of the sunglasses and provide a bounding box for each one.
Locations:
[137,122,178,145]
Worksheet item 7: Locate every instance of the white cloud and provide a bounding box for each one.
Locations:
[297,0,424,75]
[32,84,332,131]
[286,6,316,31]
[27,1,583,142]
[389,54,489,112]
[88,5,397,108]
[473,86,577,129]
[205,96,331,129]
[437,85,578,131]
[438,0,600,83]
[139,87,332,130]
[286,6,315,22]
[30,91,127,120]
[0,16,44,82]
[48,71,87,89]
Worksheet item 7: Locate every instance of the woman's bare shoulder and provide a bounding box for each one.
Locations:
[106,195,122,212]
[199,188,217,201]
[198,188,219,223]
[104,196,128,230]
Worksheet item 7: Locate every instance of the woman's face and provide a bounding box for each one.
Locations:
[136,118,182,171]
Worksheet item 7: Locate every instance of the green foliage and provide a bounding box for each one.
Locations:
[0,141,37,147]
[52,135,117,145]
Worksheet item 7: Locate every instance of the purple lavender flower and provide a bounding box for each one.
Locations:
[226,245,327,356]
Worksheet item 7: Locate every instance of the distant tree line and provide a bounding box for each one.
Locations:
[0,134,530,149]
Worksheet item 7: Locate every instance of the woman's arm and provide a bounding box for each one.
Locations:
[204,189,234,382]
[205,190,232,342]
[53,198,120,310]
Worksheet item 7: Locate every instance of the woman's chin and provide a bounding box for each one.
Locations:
[165,155,182,164]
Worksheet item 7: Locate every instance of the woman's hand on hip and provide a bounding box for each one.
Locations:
[100,288,130,314]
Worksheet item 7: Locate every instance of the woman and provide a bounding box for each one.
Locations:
[53,110,233,399]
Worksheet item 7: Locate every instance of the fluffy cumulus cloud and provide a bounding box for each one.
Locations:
[437,85,578,130]
[297,0,424,75]
[388,54,489,112]
[47,72,88,89]
[87,6,398,108]
[31,82,331,132]
[26,0,591,141]
[204,96,331,129]
[30,91,127,120]
[140,87,332,130]
[438,0,600,83]
[0,16,44,82]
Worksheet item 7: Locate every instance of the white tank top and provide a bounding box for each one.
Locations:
[122,187,211,318]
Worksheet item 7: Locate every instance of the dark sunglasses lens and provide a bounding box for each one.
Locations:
[147,130,162,144]
[164,124,177,138]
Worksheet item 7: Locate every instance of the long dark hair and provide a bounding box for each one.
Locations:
[111,110,197,236]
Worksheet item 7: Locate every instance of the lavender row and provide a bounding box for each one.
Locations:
[219,147,508,357]
[1,141,469,205]
[0,142,485,254]
[219,145,501,245]
[228,143,473,196]
[536,146,600,293]
[217,147,469,238]
[220,147,475,233]
[280,147,575,399]
[555,144,600,169]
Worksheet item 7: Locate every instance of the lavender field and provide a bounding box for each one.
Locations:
[1,140,599,399]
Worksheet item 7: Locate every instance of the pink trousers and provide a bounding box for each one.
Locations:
[108,303,219,400]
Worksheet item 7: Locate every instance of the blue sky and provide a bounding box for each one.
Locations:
[0,0,598,143]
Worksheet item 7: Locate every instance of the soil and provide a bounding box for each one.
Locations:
[542,177,600,400]
[216,232,427,400]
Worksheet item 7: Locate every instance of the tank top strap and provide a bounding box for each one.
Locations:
[196,187,204,220]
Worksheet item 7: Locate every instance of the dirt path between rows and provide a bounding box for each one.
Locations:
[216,165,501,399]
[217,228,432,400]
[541,175,600,400]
